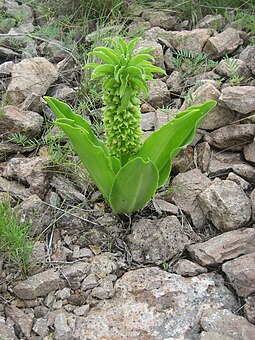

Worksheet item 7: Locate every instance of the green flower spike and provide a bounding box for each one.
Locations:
[85,37,165,159]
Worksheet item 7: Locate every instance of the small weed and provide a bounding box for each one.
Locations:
[223,56,245,84]
[172,50,217,77]
[7,132,39,147]
[0,198,35,275]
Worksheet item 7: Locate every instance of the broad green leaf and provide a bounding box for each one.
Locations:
[109,157,159,214]
[127,37,141,55]
[128,53,154,67]
[55,118,115,201]
[92,64,114,79]
[136,101,216,187]
[89,51,117,65]
[44,96,109,156]
[93,46,119,64]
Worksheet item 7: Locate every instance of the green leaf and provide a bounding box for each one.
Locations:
[90,51,117,65]
[92,64,114,79]
[44,96,109,156]
[109,157,159,214]
[55,118,116,201]
[127,37,141,56]
[128,53,154,67]
[93,46,119,64]
[136,101,217,187]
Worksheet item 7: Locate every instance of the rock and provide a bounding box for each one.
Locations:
[90,253,119,276]
[227,172,252,191]
[171,146,195,174]
[233,163,255,185]
[215,58,251,79]
[13,268,61,299]
[199,179,251,231]
[54,312,72,340]
[252,190,255,222]
[141,9,177,30]
[73,304,90,316]
[0,317,16,339]
[0,46,20,59]
[50,175,86,203]
[32,317,49,337]
[222,252,255,297]
[0,61,14,75]
[6,3,34,24]
[61,262,91,282]
[166,70,183,94]
[208,151,244,177]
[171,169,211,229]
[219,86,255,114]
[126,216,191,265]
[91,278,115,299]
[74,267,238,339]
[50,84,76,102]
[14,195,53,235]
[204,124,255,150]
[203,28,243,59]
[38,40,71,62]
[239,45,255,76]
[164,48,175,72]
[146,79,169,108]
[0,105,43,138]
[20,93,41,112]
[0,176,30,199]
[7,57,58,104]
[187,227,255,266]
[197,14,225,31]
[0,141,37,160]
[244,295,255,324]
[195,141,211,173]
[243,139,255,164]
[5,305,33,339]
[3,156,51,199]
[168,29,212,54]
[55,287,71,300]
[181,83,236,130]
[200,331,235,340]
[128,18,151,36]
[200,308,255,338]
[141,111,155,131]
[152,198,179,215]
[81,273,99,291]
[172,259,207,276]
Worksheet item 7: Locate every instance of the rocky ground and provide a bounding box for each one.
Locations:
[0,1,255,339]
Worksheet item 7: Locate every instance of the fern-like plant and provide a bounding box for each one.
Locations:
[45,38,216,214]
